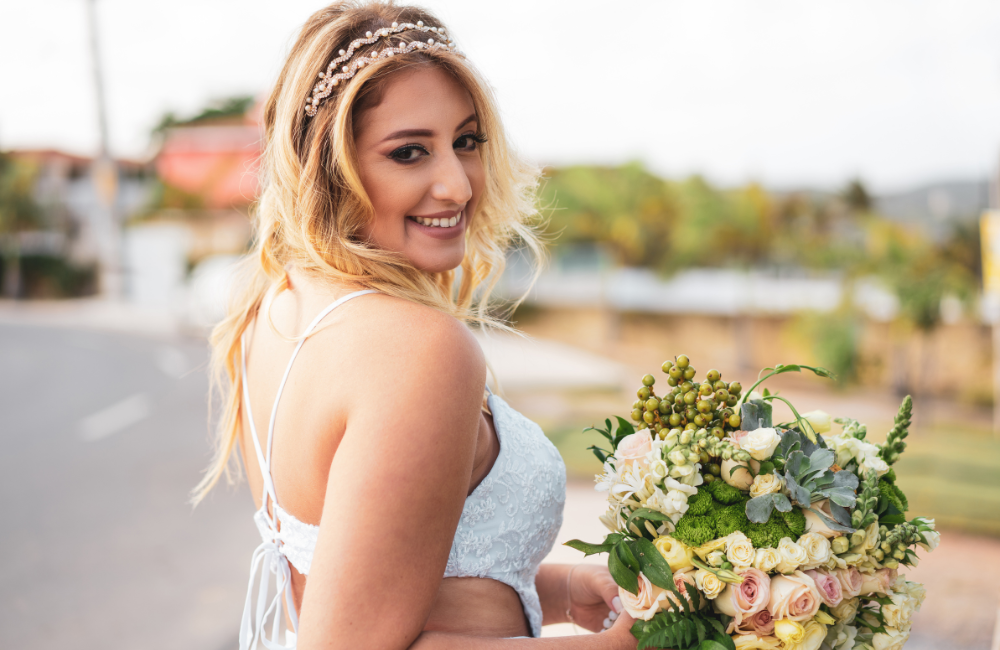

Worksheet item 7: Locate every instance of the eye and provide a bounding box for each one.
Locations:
[388,144,429,162]
[454,132,487,152]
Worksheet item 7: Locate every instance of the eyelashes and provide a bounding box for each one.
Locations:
[388,132,487,162]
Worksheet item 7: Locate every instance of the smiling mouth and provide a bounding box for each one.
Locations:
[408,211,463,228]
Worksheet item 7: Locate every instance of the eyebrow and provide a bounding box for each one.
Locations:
[380,113,478,143]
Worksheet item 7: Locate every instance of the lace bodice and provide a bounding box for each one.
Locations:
[442,392,566,637]
[238,290,566,648]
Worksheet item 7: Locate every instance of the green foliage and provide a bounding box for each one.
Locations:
[706,479,745,505]
[879,396,912,466]
[585,416,636,464]
[0,154,44,235]
[878,479,908,515]
[793,310,859,385]
[714,502,751,537]
[631,607,734,650]
[672,514,718,548]
[153,95,255,133]
[746,512,795,548]
[834,416,868,441]
[780,507,807,537]
[686,487,715,516]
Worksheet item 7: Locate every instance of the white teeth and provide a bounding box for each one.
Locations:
[412,213,462,228]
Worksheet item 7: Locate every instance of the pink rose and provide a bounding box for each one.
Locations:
[768,571,821,622]
[804,569,843,607]
[735,609,776,637]
[619,572,669,621]
[616,432,653,468]
[859,568,896,596]
[713,568,769,631]
[833,567,863,598]
[665,567,700,611]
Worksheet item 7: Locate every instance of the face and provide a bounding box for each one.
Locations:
[354,65,485,274]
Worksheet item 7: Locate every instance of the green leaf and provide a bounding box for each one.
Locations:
[772,492,793,512]
[746,494,776,523]
[627,508,673,528]
[563,539,612,557]
[632,537,674,590]
[604,532,625,546]
[617,540,641,573]
[587,446,608,464]
[757,460,775,475]
[608,543,639,594]
[699,641,733,650]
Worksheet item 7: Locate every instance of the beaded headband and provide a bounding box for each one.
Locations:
[305,20,460,117]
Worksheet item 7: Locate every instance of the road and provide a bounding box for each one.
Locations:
[1,323,255,650]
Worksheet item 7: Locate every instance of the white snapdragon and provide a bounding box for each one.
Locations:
[824,433,887,476]
[644,477,698,526]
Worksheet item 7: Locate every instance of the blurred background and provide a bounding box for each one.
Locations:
[2,1,999,649]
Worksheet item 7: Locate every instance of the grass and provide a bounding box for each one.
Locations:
[545,419,1000,537]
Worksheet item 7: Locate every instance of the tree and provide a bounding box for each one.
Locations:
[0,154,44,297]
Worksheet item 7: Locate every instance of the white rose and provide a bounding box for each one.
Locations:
[776,537,809,573]
[872,626,910,650]
[824,434,879,470]
[695,568,725,599]
[826,621,859,650]
[860,454,889,477]
[749,473,784,498]
[742,428,782,461]
[726,532,756,568]
[753,547,781,573]
[797,532,832,570]
[649,458,669,481]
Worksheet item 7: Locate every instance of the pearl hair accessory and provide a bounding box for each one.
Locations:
[305,20,460,117]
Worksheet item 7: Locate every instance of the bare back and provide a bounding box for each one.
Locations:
[238,270,528,637]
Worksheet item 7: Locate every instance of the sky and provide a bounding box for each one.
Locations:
[1,0,999,193]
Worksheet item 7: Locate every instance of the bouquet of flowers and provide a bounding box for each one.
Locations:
[567,356,939,650]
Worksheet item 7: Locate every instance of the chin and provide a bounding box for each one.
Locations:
[411,249,465,274]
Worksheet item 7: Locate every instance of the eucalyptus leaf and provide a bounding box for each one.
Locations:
[746,495,775,523]
[772,492,793,512]
[832,471,860,490]
[807,449,835,474]
[829,501,853,527]
[808,505,856,533]
[824,487,857,508]
[786,450,805,476]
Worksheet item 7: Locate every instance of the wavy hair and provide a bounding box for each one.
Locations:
[192,1,544,503]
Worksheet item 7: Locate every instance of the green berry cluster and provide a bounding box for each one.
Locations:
[879,396,912,466]
[630,355,744,439]
[873,522,921,568]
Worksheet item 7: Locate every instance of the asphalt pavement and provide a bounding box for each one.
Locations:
[0,323,256,650]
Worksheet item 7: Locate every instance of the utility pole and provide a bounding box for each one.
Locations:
[986,153,1000,438]
[86,0,123,298]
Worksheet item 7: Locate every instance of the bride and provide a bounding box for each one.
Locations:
[193,2,636,648]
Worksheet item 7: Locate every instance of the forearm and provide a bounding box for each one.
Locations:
[535,563,573,626]
[410,629,623,650]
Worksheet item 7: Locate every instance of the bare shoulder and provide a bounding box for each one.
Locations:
[325,292,486,393]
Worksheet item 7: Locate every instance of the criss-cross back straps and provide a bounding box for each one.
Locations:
[240,289,378,523]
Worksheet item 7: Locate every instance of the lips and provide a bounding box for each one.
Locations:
[408,211,463,229]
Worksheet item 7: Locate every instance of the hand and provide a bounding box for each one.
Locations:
[566,564,625,634]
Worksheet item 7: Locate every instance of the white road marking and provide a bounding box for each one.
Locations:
[155,346,189,378]
[78,393,151,441]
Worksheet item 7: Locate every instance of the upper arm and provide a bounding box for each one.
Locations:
[297,300,486,649]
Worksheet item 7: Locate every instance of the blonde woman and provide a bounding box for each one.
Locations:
[194,2,636,648]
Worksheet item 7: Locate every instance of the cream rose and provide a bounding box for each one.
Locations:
[750,473,785,498]
[768,572,822,621]
[776,537,809,574]
[872,626,910,650]
[881,585,923,629]
[833,567,863,599]
[803,569,843,607]
[859,568,896,596]
[693,536,729,560]
[618,571,669,620]
[722,457,755,490]
[665,567,699,611]
[801,410,832,435]
[732,634,782,650]
[742,427,782,461]
[830,597,859,623]
[615,431,653,468]
[773,619,805,646]
[726,532,756,569]
[754,547,781,573]
[695,569,725,599]
[827,620,859,650]
[797,533,832,570]
[801,499,845,539]
[654,535,695,571]
[791,620,828,650]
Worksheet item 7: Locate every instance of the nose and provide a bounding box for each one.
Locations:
[429,149,473,206]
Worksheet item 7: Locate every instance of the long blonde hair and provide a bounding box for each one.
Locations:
[192,1,544,503]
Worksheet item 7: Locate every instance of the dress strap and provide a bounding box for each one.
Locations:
[239,288,377,650]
